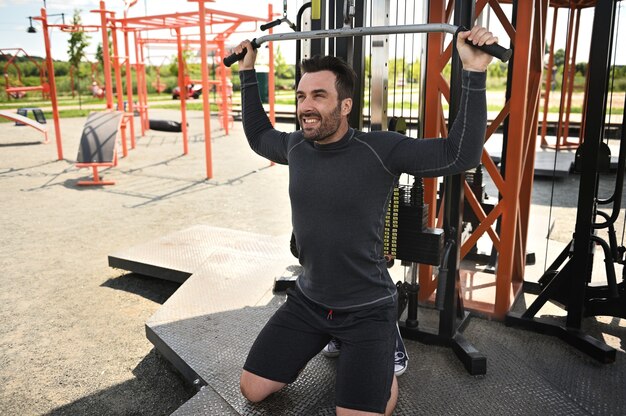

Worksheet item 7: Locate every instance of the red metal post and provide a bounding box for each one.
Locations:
[419,0,447,299]
[218,37,229,135]
[540,8,558,147]
[39,8,63,160]
[555,6,575,150]
[563,7,581,145]
[175,27,189,155]
[138,33,150,133]
[518,0,547,282]
[110,18,124,113]
[494,0,536,318]
[97,1,114,109]
[134,31,146,136]
[198,0,213,178]
[123,24,136,149]
[110,16,128,157]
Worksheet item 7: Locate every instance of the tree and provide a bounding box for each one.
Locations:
[553,48,565,68]
[67,9,90,103]
[274,46,294,79]
[388,58,406,85]
[95,43,104,67]
[405,59,420,83]
[168,49,195,77]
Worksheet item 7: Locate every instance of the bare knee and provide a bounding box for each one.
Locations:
[240,370,286,403]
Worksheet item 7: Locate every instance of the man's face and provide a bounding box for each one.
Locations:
[296,70,351,143]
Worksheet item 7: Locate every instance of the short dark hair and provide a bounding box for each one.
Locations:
[300,55,356,101]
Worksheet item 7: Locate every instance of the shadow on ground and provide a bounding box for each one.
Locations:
[44,349,196,416]
[101,273,182,305]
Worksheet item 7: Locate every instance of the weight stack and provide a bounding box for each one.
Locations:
[383,187,400,259]
[383,179,444,266]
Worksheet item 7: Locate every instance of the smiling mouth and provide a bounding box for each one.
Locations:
[301,117,320,126]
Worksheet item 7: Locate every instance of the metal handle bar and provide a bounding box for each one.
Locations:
[261,17,297,32]
[260,18,283,31]
[224,23,512,67]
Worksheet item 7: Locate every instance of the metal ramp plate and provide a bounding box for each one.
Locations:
[108,225,287,282]
[112,226,625,415]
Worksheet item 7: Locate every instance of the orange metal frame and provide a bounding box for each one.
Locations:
[32,1,275,177]
[98,0,276,179]
[421,0,548,318]
[75,160,118,186]
[135,37,234,134]
[32,9,71,161]
[31,10,106,161]
[1,48,48,100]
[540,2,593,150]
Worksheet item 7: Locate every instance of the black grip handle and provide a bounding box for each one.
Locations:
[457,26,513,62]
[223,39,260,68]
[260,18,282,31]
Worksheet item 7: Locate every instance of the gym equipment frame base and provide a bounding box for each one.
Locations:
[506,312,616,364]
[400,311,487,376]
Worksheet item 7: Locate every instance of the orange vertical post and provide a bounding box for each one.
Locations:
[39,8,63,160]
[98,1,114,109]
[540,8,558,147]
[563,7,581,145]
[517,0,547,282]
[175,28,189,155]
[419,0,447,298]
[218,38,229,135]
[123,24,136,149]
[197,0,212,178]
[138,33,149,133]
[555,7,575,150]
[110,17,128,157]
[110,19,124,112]
[134,31,146,136]
[494,0,535,318]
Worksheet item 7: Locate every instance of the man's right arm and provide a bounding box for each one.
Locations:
[235,39,290,164]
[239,69,290,164]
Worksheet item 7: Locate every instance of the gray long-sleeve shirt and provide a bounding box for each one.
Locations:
[240,69,486,311]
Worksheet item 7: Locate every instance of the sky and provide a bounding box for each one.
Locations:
[0,0,624,66]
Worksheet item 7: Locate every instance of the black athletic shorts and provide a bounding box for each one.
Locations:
[243,287,397,413]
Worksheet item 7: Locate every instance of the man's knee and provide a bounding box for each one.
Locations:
[240,370,285,403]
[335,375,398,416]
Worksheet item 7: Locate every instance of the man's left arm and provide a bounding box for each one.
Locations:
[385,26,495,177]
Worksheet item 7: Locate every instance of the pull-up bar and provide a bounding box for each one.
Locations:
[224,23,512,67]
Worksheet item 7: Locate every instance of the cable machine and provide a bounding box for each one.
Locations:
[225,0,512,375]
[506,0,625,364]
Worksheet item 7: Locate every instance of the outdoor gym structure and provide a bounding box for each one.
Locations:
[1,48,49,100]
[28,0,275,177]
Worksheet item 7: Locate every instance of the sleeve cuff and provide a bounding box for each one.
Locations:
[239,69,258,86]
[461,69,486,89]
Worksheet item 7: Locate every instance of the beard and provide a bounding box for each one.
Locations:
[299,103,342,142]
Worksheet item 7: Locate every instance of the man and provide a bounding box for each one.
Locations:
[236,25,496,416]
